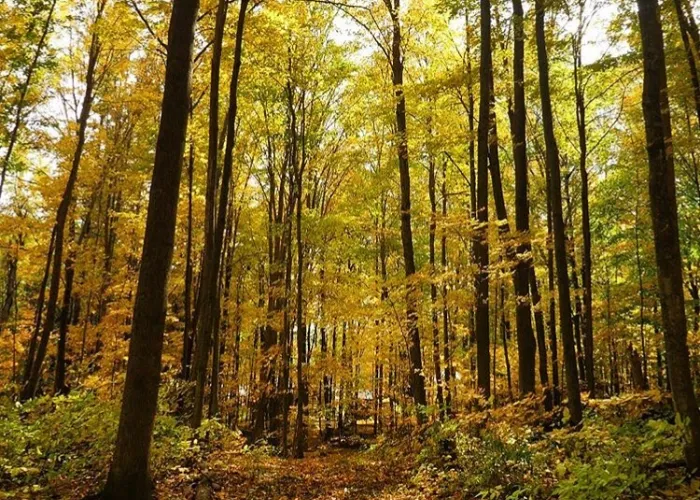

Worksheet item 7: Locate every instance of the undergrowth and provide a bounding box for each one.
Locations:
[414,391,697,499]
[0,386,242,498]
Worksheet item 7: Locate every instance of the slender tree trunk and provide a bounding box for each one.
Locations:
[181,141,195,379]
[102,0,199,494]
[55,199,94,395]
[466,14,477,380]
[21,9,102,400]
[385,0,427,419]
[22,226,55,386]
[673,0,700,126]
[634,177,650,388]
[564,181,587,384]
[529,267,551,409]
[475,0,492,400]
[545,167,560,405]
[441,159,452,416]
[192,0,248,428]
[636,0,700,471]
[428,155,444,416]
[293,173,305,458]
[573,21,595,396]
[535,0,582,424]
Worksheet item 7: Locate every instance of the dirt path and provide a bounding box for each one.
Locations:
[161,446,419,500]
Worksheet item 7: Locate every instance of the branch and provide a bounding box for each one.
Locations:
[129,0,168,53]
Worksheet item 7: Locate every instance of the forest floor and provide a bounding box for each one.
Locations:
[3,390,700,499]
[160,445,418,500]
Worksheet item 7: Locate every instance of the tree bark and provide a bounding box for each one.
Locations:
[509,0,537,396]
[385,0,427,419]
[192,0,248,428]
[535,0,582,424]
[573,16,595,396]
[636,0,700,472]
[475,0,492,400]
[428,154,444,416]
[181,141,195,379]
[102,0,199,494]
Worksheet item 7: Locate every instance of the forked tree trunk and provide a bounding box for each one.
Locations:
[102,0,199,495]
[636,0,700,472]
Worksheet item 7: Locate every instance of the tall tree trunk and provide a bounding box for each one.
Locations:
[634,174,650,388]
[22,227,55,387]
[529,267,551,409]
[54,219,76,396]
[293,174,305,458]
[192,0,248,428]
[181,141,195,379]
[509,0,537,396]
[535,0,582,424]
[385,0,427,420]
[21,6,103,401]
[573,15,595,396]
[545,166,560,405]
[475,0,492,400]
[564,180,587,384]
[102,0,199,494]
[466,13,477,379]
[428,155,444,417]
[636,0,700,471]
[441,159,452,416]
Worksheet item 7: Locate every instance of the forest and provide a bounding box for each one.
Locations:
[2,0,700,497]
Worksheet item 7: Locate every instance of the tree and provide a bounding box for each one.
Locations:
[535,0,582,424]
[509,0,537,397]
[385,0,428,420]
[636,0,700,471]
[475,0,491,400]
[191,0,249,429]
[102,0,200,494]
[21,0,105,401]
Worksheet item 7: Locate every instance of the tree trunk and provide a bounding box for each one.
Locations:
[636,0,700,471]
[181,141,195,379]
[192,0,248,428]
[509,0,537,396]
[428,155,444,416]
[441,159,452,416]
[673,0,700,126]
[564,181,587,385]
[535,0,582,424]
[21,6,103,401]
[385,0,427,420]
[102,0,199,494]
[529,267,551,409]
[545,166,560,405]
[22,227,55,387]
[573,22,595,396]
[475,0,492,400]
